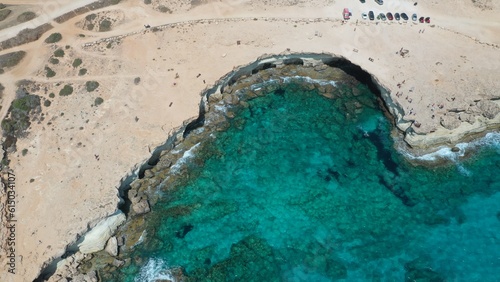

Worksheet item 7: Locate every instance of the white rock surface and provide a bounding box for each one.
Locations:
[105,236,118,257]
[78,211,126,254]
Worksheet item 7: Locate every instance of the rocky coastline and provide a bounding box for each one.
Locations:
[39,53,500,280]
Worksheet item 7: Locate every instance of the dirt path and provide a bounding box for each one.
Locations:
[0,0,98,42]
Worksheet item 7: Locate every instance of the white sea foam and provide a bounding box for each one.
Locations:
[169,142,201,173]
[133,230,147,248]
[135,258,176,282]
[402,132,500,175]
[281,75,337,86]
[246,76,336,92]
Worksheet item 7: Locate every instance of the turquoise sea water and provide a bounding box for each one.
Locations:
[111,81,500,281]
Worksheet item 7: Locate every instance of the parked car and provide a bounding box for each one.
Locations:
[395,13,400,21]
[362,13,368,20]
[419,16,424,23]
[425,17,431,23]
[379,13,387,21]
[369,11,375,20]
[386,12,394,20]
[412,13,417,21]
[375,0,383,5]
[401,13,409,20]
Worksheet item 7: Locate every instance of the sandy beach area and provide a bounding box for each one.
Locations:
[0,0,499,280]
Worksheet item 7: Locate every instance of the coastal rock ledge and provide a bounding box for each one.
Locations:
[77,210,126,254]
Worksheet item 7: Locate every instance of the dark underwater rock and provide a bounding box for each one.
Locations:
[188,235,280,281]
[404,257,445,282]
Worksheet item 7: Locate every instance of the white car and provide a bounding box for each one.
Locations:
[362,13,368,19]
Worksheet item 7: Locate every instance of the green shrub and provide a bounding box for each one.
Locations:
[45,66,56,78]
[17,11,36,23]
[158,5,172,13]
[78,68,87,76]
[87,23,94,30]
[72,58,82,68]
[85,13,97,21]
[86,81,99,92]
[144,0,152,4]
[78,34,86,37]
[44,33,62,44]
[0,9,11,22]
[94,97,104,106]
[49,57,59,64]
[0,4,7,9]
[0,51,26,69]
[59,85,73,96]
[134,77,141,85]
[2,93,40,138]
[53,49,64,57]
[99,19,112,32]
[49,92,55,98]
[44,100,51,107]
[22,149,28,156]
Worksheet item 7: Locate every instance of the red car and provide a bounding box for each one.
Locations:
[419,16,424,23]
[425,17,431,23]
[386,12,394,20]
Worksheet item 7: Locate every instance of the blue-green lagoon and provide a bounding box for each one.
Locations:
[101,70,500,281]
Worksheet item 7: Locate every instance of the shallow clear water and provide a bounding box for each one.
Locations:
[112,82,500,282]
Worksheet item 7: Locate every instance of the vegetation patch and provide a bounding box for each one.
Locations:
[72,58,82,68]
[86,81,100,92]
[49,58,59,64]
[85,13,97,21]
[94,97,104,106]
[79,68,88,76]
[99,19,112,32]
[49,92,55,98]
[144,0,152,4]
[21,148,28,156]
[1,88,41,140]
[158,5,172,13]
[17,11,36,23]
[0,9,11,22]
[44,100,51,107]
[59,85,73,96]
[0,51,27,70]
[53,49,65,57]
[134,77,141,85]
[45,66,56,78]
[44,33,62,44]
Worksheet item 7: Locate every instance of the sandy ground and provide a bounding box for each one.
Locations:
[0,0,499,281]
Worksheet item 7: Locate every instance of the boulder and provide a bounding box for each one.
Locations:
[105,236,118,257]
[112,259,125,268]
[477,100,500,119]
[458,113,476,124]
[440,114,461,130]
[133,198,151,215]
[78,210,126,254]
